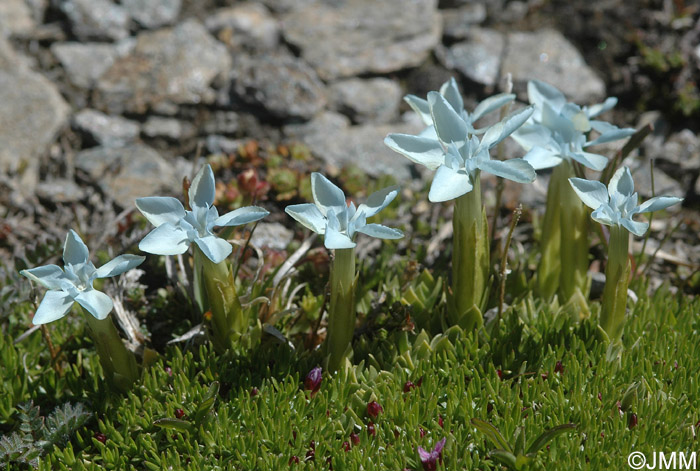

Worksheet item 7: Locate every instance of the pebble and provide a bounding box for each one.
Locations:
[60,0,130,41]
[329,78,402,124]
[121,0,181,29]
[438,28,505,87]
[73,109,140,147]
[205,3,279,51]
[0,0,35,37]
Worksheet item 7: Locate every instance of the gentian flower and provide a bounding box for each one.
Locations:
[386,91,536,202]
[569,167,682,237]
[418,437,446,471]
[136,164,269,264]
[20,230,144,324]
[513,80,635,171]
[285,173,403,249]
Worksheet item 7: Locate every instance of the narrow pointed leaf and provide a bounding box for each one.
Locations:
[471,418,512,452]
[526,424,576,454]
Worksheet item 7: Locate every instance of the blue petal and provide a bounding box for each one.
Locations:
[285,203,327,234]
[541,103,576,142]
[75,289,113,320]
[511,123,552,151]
[384,134,445,170]
[189,164,216,210]
[527,80,566,118]
[356,185,399,219]
[569,151,608,171]
[586,97,617,118]
[215,206,269,227]
[620,217,648,237]
[311,173,347,217]
[323,224,355,250]
[404,94,432,125]
[94,255,145,279]
[472,93,515,123]
[607,167,635,198]
[138,223,191,256]
[569,178,609,210]
[428,165,472,203]
[356,223,403,240]
[523,146,563,170]
[32,290,74,325]
[479,106,534,150]
[591,204,616,226]
[636,196,683,214]
[194,235,232,264]
[428,91,468,146]
[64,230,90,265]
[439,77,464,115]
[479,158,536,183]
[135,197,186,227]
[20,265,67,290]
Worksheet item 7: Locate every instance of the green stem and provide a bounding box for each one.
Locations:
[449,175,489,330]
[600,225,631,342]
[325,248,356,372]
[194,246,244,352]
[82,310,139,392]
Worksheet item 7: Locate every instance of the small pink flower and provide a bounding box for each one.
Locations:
[304,367,322,397]
[417,438,446,471]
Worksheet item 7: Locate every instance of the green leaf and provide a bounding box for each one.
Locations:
[526,424,577,455]
[490,450,518,469]
[471,418,512,452]
[153,418,193,433]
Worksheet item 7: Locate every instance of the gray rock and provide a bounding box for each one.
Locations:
[142,116,195,140]
[441,5,487,40]
[260,0,317,13]
[0,39,69,192]
[96,20,231,114]
[281,0,442,80]
[230,54,326,121]
[205,135,242,155]
[0,0,35,37]
[73,109,140,147]
[284,111,424,178]
[250,222,293,250]
[654,129,700,172]
[121,0,181,28]
[202,111,239,135]
[35,179,86,203]
[329,78,402,124]
[74,144,179,208]
[438,28,505,87]
[627,160,685,199]
[205,3,279,51]
[60,0,130,41]
[52,42,125,89]
[502,29,606,103]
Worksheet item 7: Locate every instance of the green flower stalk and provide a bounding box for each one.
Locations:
[511,80,635,306]
[285,173,403,371]
[569,167,682,341]
[136,164,268,351]
[20,230,144,391]
[385,78,536,329]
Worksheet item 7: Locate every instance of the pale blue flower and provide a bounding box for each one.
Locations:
[569,167,682,236]
[513,80,636,171]
[285,173,403,250]
[136,165,269,264]
[386,91,536,202]
[20,230,145,324]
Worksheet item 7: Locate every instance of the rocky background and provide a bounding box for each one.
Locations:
[0,0,698,267]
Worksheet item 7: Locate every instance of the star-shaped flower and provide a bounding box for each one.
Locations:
[569,167,682,236]
[285,173,403,250]
[513,80,636,171]
[418,437,446,471]
[136,164,269,263]
[20,230,145,324]
[386,91,536,202]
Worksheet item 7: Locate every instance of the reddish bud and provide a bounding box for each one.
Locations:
[342,441,350,452]
[496,369,503,380]
[288,456,300,465]
[165,366,173,377]
[305,367,322,397]
[367,422,376,436]
[628,413,638,430]
[438,416,444,429]
[350,432,360,446]
[251,387,259,397]
[367,401,383,419]
[419,427,426,438]
[554,361,564,375]
[403,381,416,393]
[597,393,602,402]
[94,432,107,444]
[174,408,185,419]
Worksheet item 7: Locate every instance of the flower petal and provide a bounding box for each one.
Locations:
[528,80,566,117]
[523,146,563,170]
[20,265,67,290]
[620,217,648,237]
[608,167,634,198]
[323,224,355,250]
[478,158,536,183]
[138,223,190,256]
[569,178,609,210]
[479,106,534,150]
[285,203,327,234]
[384,134,445,170]
[32,290,74,325]
[189,164,216,210]
[194,235,232,264]
[356,185,399,218]
[636,196,683,214]
[434,438,447,454]
[404,94,432,125]
[135,196,186,227]
[586,121,635,146]
[356,223,403,240]
[586,97,618,118]
[428,91,468,146]
[64,230,90,265]
[569,151,608,171]
[439,77,464,115]
[511,123,552,151]
[311,173,347,217]
[75,289,113,320]
[215,206,269,227]
[94,255,145,279]
[472,93,515,123]
[591,204,616,226]
[428,165,473,203]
